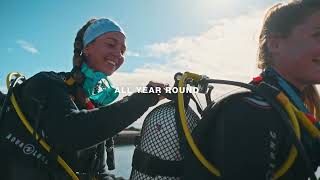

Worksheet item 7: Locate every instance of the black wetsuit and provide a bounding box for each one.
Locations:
[0,71,158,180]
[182,74,320,180]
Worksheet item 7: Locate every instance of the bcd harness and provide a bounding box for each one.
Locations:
[0,72,115,180]
[177,72,320,180]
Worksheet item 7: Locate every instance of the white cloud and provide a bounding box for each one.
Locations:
[126,51,140,57]
[16,40,39,54]
[146,11,264,82]
[110,10,266,127]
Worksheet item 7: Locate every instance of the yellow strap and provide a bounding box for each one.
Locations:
[64,77,75,86]
[273,93,301,180]
[178,72,221,177]
[6,72,79,180]
[274,92,320,179]
[293,106,320,139]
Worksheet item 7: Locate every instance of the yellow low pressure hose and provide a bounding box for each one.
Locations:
[274,92,320,179]
[273,92,301,180]
[6,72,79,180]
[293,107,320,139]
[177,72,221,177]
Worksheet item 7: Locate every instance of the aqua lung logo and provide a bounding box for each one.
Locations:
[6,133,48,164]
[23,144,35,154]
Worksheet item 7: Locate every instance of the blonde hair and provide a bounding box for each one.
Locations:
[257,0,320,119]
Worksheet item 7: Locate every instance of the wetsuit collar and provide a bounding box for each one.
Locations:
[81,63,119,106]
[264,67,308,113]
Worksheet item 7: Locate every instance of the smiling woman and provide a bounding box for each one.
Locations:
[83,31,126,76]
[0,17,168,180]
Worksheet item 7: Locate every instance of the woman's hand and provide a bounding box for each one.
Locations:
[146,81,169,101]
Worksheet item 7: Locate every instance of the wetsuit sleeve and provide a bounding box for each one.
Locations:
[208,94,285,180]
[17,72,158,151]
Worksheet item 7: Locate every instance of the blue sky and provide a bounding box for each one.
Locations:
[0,0,278,92]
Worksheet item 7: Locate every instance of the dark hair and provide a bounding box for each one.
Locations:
[72,18,97,67]
[258,0,320,69]
[69,19,98,105]
[257,0,320,119]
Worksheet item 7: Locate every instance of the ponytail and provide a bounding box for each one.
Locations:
[69,19,97,84]
[73,18,96,67]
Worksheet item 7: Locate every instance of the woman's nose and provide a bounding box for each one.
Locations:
[109,50,123,65]
[112,47,123,59]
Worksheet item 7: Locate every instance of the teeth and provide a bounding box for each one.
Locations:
[107,60,116,66]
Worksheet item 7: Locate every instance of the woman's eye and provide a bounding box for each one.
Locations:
[312,32,320,38]
[106,43,115,47]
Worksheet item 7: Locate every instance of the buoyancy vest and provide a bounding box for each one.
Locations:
[0,71,115,179]
[182,72,320,180]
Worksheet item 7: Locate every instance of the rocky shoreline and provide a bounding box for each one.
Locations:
[114,126,141,145]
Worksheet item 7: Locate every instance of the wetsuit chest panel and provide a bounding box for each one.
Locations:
[182,92,303,180]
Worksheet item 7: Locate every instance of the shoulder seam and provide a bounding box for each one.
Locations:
[242,96,272,109]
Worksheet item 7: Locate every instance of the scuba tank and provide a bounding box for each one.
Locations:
[130,73,202,180]
[131,71,320,180]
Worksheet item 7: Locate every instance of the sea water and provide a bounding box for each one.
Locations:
[109,145,135,179]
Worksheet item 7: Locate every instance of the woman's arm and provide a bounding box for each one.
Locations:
[18,72,158,151]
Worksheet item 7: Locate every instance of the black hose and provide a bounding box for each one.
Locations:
[0,80,16,124]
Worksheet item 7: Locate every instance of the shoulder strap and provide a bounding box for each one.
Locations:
[0,91,5,107]
[0,89,11,126]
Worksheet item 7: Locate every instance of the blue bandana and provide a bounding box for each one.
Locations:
[83,18,125,47]
[81,63,119,105]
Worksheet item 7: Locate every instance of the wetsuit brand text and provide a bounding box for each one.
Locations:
[6,133,48,164]
[266,131,278,180]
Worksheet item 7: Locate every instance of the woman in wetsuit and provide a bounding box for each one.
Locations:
[0,18,166,180]
[183,0,320,179]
